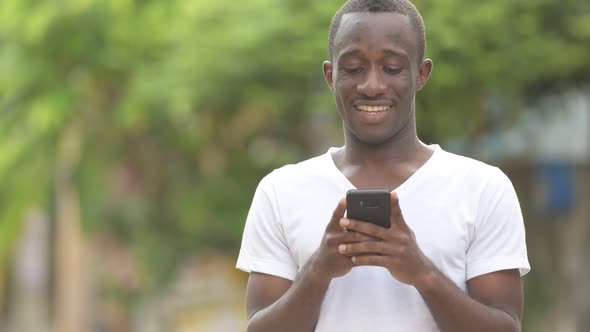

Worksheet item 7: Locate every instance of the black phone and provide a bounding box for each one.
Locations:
[346,189,391,228]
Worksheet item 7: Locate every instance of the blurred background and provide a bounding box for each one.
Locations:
[0,0,589,331]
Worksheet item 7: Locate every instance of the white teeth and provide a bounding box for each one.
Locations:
[356,105,390,112]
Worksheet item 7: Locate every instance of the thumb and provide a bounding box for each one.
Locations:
[327,197,347,231]
[390,191,408,229]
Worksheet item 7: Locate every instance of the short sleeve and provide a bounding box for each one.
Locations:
[236,174,298,280]
[466,168,530,280]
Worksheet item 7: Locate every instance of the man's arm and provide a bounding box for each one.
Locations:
[416,268,523,332]
[245,265,329,332]
[245,198,375,332]
[339,191,524,332]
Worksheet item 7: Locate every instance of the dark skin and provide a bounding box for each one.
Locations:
[246,12,524,332]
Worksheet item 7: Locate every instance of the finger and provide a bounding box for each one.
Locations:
[325,228,376,251]
[340,218,386,240]
[326,197,347,232]
[390,191,407,229]
[338,241,392,256]
[337,229,378,243]
[351,255,389,267]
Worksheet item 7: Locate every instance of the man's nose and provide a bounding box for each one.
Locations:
[357,68,386,97]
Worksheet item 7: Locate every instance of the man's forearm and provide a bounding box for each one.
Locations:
[416,271,520,332]
[247,263,331,332]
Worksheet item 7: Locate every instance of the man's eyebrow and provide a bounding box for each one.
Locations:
[337,49,361,61]
[383,49,408,58]
[337,49,409,61]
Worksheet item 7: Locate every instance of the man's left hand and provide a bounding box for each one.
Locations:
[338,191,435,286]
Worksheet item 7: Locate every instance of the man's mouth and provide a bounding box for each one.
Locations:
[355,105,391,112]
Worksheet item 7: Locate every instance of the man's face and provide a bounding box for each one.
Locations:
[324,12,431,145]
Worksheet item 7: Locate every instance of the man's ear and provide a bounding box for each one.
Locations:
[323,61,334,92]
[416,58,432,91]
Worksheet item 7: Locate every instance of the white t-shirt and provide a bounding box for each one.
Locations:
[236,145,530,332]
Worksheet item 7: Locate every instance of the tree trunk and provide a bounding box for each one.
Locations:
[11,210,51,332]
[54,121,84,332]
[572,165,590,331]
[0,263,4,325]
[555,165,590,332]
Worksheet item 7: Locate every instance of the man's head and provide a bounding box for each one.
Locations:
[323,1,432,146]
[328,0,426,64]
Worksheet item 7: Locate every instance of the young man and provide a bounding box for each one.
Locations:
[236,0,530,331]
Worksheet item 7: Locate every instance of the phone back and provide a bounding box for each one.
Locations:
[346,189,391,228]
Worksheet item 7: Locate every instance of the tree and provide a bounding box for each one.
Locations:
[0,0,589,330]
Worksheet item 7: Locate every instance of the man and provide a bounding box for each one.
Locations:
[236,0,530,331]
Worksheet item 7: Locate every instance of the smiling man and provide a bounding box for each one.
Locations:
[236,1,530,331]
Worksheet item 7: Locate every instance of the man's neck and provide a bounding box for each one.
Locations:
[341,131,429,168]
[332,132,434,190]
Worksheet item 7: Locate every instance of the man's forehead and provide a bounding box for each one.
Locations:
[337,12,412,37]
[333,12,415,58]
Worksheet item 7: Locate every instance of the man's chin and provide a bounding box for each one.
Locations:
[350,131,398,147]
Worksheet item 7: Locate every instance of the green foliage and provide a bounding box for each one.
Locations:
[0,0,589,301]
[415,0,590,139]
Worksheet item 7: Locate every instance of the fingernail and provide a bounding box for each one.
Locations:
[340,218,350,226]
[338,244,346,253]
[351,256,357,264]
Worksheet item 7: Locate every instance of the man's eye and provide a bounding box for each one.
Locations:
[384,67,402,74]
[343,67,363,74]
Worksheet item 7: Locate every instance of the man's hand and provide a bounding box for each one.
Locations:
[245,197,379,332]
[337,191,435,285]
[308,197,377,280]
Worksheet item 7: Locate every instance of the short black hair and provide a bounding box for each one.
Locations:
[328,0,426,63]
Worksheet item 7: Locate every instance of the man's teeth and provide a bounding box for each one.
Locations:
[356,105,390,112]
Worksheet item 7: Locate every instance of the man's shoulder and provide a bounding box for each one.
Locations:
[438,147,500,174]
[436,147,511,188]
[260,150,334,187]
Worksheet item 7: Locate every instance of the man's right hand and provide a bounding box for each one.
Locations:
[307,197,376,280]
[245,197,377,332]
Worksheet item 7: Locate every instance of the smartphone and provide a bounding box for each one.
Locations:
[346,189,391,228]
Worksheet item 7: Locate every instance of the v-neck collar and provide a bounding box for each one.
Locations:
[325,144,441,194]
